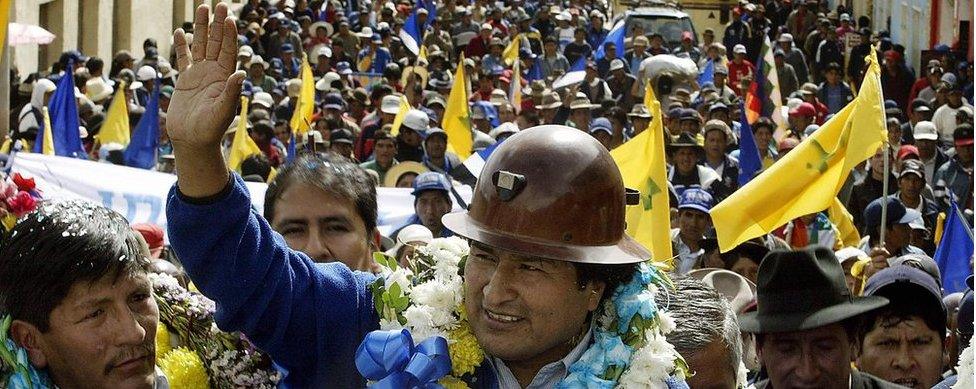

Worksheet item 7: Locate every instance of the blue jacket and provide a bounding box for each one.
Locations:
[167,174,379,387]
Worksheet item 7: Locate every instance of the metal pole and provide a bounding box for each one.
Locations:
[0,20,10,141]
[879,145,889,245]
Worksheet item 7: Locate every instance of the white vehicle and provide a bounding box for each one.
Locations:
[611,0,698,50]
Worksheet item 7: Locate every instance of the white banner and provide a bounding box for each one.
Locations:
[9,153,471,238]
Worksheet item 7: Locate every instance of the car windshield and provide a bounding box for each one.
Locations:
[626,16,695,47]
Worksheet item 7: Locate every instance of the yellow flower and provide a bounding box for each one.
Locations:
[158,347,210,389]
[447,322,483,377]
[155,322,172,357]
[439,376,470,389]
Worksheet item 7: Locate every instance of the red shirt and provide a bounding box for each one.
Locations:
[727,60,754,96]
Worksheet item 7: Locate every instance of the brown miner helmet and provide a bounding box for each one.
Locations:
[441,125,650,264]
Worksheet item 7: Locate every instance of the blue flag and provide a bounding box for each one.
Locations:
[124,80,161,169]
[934,202,975,294]
[737,102,762,187]
[698,59,714,86]
[526,59,543,82]
[593,20,625,60]
[569,56,587,72]
[287,132,297,163]
[35,65,86,158]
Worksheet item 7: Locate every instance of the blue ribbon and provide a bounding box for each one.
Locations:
[355,329,452,388]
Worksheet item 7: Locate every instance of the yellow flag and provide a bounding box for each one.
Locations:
[419,45,428,62]
[610,83,673,263]
[442,54,473,159]
[0,0,10,59]
[934,212,947,245]
[227,97,263,171]
[827,197,861,247]
[710,51,888,252]
[40,107,54,155]
[97,82,130,146]
[389,94,412,136]
[289,55,315,136]
[502,35,520,66]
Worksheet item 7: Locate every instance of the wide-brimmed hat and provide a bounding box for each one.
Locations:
[667,132,704,154]
[309,21,334,37]
[627,104,652,118]
[687,268,758,313]
[247,55,270,69]
[738,247,889,333]
[534,92,562,109]
[569,94,599,110]
[383,161,429,187]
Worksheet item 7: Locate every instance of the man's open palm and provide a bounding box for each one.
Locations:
[167,3,245,149]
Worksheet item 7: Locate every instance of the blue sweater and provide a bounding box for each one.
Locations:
[166,174,379,387]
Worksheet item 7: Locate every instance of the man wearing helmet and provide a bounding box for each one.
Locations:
[164,4,659,387]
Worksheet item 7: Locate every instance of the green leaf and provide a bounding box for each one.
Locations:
[389,282,402,299]
[393,295,410,311]
[373,251,396,270]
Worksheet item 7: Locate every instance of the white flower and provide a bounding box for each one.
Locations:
[411,280,462,312]
[657,311,676,335]
[953,336,974,389]
[617,332,678,388]
[736,361,749,388]
[384,267,413,292]
[379,318,403,331]
[597,301,617,330]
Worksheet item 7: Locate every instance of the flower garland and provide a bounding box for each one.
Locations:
[0,173,41,231]
[0,172,49,388]
[365,237,688,388]
[150,273,282,388]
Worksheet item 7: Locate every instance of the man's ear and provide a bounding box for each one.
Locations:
[10,320,47,368]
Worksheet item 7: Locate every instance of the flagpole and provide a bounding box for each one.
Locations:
[0,21,9,140]
[879,144,889,245]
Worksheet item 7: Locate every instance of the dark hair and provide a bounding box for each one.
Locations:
[572,262,639,303]
[265,152,378,233]
[241,154,272,182]
[252,120,275,139]
[87,57,105,74]
[0,200,150,332]
[753,117,775,133]
[857,284,947,343]
[373,130,396,144]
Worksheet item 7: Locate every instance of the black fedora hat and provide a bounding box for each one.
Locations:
[667,132,704,154]
[738,247,889,333]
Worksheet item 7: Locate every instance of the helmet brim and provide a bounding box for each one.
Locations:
[442,212,651,265]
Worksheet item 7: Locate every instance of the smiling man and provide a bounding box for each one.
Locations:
[0,200,161,388]
[163,4,657,387]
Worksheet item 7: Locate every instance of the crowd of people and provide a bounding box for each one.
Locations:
[0,0,973,387]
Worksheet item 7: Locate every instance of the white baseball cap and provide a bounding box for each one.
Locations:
[733,44,747,54]
[380,95,402,114]
[402,109,429,132]
[609,58,625,71]
[913,121,939,141]
[251,92,274,109]
[136,65,159,81]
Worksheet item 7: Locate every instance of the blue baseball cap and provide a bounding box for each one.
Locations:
[864,197,922,229]
[589,117,612,135]
[281,43,295,53]
[323,92,346,110]
[863,265,947,337]
[412,172,451,195]
[336,61,353,75]
[678,188,714,214]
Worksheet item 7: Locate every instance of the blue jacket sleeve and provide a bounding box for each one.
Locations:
[166,174,379,387]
